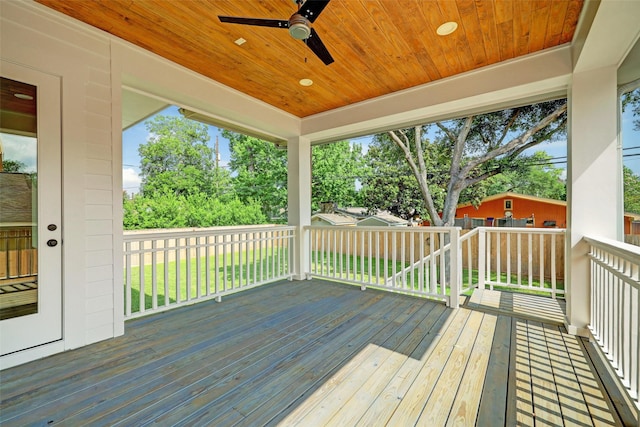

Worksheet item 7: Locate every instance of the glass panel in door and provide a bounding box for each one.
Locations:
[0,77,38,320]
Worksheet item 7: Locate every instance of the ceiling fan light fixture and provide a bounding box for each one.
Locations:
[437,21,458,36]
[288,14,311,39]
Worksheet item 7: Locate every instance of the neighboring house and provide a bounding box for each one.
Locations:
[453,192,640,235]
[455,192,566,228]
[335,207,368,220]
[310,213,357,227]
[626,212,640,235]
[357,213,408,227]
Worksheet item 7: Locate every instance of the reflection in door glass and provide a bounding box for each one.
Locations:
[0,77,38,320]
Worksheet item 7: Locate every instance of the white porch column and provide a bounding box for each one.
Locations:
[566,66,619,336]
[287,136,312,280]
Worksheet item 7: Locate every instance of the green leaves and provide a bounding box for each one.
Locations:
[138,115,217,197]
[311,141,363,212]
[226,130,288,221]
[624,166,640,214]
[123,192,266,230]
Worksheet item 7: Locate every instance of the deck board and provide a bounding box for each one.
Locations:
[0,280,629,426]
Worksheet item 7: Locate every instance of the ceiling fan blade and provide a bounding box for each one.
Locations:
[299,0,331,23]
[304,28,334,65]
[218,16,289,28]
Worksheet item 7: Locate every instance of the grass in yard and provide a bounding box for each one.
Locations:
[125,249,290,313]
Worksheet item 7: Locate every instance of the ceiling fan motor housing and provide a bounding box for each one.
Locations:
[288,14,311,39]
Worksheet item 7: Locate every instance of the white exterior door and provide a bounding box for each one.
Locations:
[0,61,62,356]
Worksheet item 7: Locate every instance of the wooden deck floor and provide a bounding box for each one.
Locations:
[465,287,567,325]
[0,280,628,426]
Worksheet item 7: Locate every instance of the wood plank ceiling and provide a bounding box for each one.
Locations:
[36,0,583,118]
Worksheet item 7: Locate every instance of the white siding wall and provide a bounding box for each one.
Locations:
[1,1,120,362]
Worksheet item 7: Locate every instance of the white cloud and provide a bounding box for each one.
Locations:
[1,133,37,172]
[123,167,141,194]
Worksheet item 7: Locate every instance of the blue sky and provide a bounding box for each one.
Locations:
[121,104,640,194]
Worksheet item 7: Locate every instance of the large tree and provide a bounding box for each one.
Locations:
[225,131,288,221]
[385,99,567,225]
[359,136,440,219]
[226,130,364,220]
[138,115,219,197]
[624,166,640,214]
[480,151,566,201]
[622,86,640,130]
[311,141,363,211]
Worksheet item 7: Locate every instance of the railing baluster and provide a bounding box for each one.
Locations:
[391,230,397,288]
[420,230,425,292]
[186,237,192,301]
[163,239,169,306]
[139,240,145,314]
[195,236,201,299]
[506,231,511,286]
[551,235,556,298]
[517,232,522,286]
[360,230,365,288]
[528,233,533,287]
[125,241,132,318]
[486,231,492,290]
[368,230,372,286]
[151,240,158,310]
[205,236,210,297]
[175,238,181,303]
[539,234,544,292]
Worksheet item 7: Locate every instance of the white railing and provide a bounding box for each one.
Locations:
[305,225,566,308]
[477,227,566,298]
[585,236,640,410]
[123,225,295,319]
[305,226,462,307]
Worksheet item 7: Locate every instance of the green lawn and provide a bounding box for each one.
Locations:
[125,248,290,313]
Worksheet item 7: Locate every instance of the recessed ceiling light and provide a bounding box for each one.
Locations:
[234,37,247,46]
[436,21,458,36]
[299,78,313,87]
[14,93,34,100]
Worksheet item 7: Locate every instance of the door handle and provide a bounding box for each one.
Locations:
[47,239,58,247]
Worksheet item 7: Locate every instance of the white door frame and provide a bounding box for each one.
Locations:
[0,60,63,356]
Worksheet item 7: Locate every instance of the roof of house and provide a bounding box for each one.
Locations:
[0,173,33,224]
[357,213,408,226]
[311,213,358,226]
[457,192,640,220]
[335,207,368,219]
[456,192,567,209]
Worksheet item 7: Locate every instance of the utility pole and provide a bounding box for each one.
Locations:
[215,135,220,169]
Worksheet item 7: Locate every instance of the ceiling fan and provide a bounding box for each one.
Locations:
[218,0,334,65]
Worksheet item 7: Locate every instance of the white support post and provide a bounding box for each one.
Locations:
[567,66,619,336]
[287,136,312,280]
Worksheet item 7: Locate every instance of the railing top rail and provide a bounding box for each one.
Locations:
[584,235,640,260]
[459,227,479,241]
[123,225,296,241]
[305,225,462,233]
[481,227,566,234]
